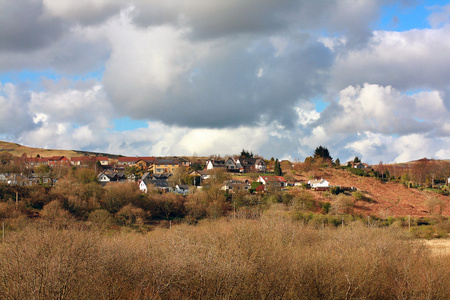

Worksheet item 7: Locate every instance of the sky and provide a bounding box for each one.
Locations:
[1,0,450,164]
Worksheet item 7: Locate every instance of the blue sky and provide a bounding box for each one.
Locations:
[1,0,450,163]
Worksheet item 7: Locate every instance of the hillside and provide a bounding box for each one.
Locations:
[0,141,116,158]
[2,140,450,218]
[293,168,450,218]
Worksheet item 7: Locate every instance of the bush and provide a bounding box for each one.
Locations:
[352,190,372,202]
[322,202,331,214]
[88,209,114,227]
[330,186,344,195]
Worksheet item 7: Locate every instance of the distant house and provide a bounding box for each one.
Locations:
[221,180,251,193]
[225,157,238,170]
[308,179,329,189]
[354,163,366,169]
[139,172,153,193]
[206,158,226,170]
[175,184,189,195]
[48,156,71,167]
[152,158,182,174]
[0,174,7,182]
[118,157,139,166]
[25,157,49,167]
[236,157,267,173]
[189,169,215,185]
[139,173,172,193]
[71,156,109,167]
[257,175,287,187]
[97,171,126,186]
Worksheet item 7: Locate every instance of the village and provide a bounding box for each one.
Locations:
[0,150,363,195]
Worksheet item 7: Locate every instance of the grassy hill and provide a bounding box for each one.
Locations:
[287,167,450,218]
[0,141,117,158]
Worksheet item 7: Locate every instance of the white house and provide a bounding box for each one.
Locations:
[175,184,189,195]
[257,175,287,187]
[206,159,226,170]
[308,179,329,189]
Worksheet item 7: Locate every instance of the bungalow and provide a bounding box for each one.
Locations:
[308,179,329,189]
[257,175,287,187]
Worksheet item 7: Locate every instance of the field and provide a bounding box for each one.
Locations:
[0,216,449,299]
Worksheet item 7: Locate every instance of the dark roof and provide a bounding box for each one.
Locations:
[155,158,179,165]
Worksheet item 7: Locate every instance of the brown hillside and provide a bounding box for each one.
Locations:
[0,141,114,158]
[295,168,450,218]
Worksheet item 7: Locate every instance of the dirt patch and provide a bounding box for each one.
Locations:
[423,239,450,256]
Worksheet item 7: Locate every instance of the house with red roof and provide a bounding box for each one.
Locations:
[48,156,71,167]
[257,175,287,187]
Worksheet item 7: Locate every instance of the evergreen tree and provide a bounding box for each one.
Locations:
[240,149,254,158]
[274,159,282,176]
[313,146,332,161]
[335,158,340,167]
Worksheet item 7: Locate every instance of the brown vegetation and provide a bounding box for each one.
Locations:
[290,167,450,218]
[0,217,448,299]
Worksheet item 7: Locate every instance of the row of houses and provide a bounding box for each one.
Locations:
[136,173,290,195]
[23,155,190,174]
[206,157,267,173]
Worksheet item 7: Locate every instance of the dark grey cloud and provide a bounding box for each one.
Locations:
[0,83,36,136]
[0,0,65,52]
[103,31,333,129]
[130,0,396,46]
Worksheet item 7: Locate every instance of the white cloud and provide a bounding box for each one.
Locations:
[332,27,450,91]
[28,83,112,127]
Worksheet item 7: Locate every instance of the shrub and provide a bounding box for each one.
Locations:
[117,204,147,225]
[332,194,354,214]
[88,209,114,227]
[352,190,373,202]
[322,202,331,214]
[330,186,344,195]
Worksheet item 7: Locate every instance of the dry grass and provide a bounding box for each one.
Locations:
[0,217,449,299]
[423,239,450,256]
[0,141,80,157]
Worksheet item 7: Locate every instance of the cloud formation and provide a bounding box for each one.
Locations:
[1,0,450,163]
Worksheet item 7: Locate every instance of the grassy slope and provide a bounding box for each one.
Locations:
[291,168,450,218]
[0,141,115,158]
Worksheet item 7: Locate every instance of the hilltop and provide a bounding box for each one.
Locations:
[0,141,117,158]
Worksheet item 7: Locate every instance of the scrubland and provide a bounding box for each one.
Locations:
[0,216,449,299]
